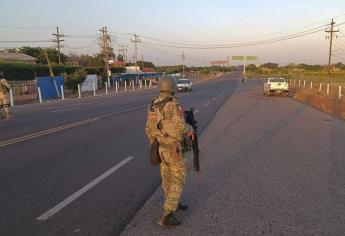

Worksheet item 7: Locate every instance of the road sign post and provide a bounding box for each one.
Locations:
[232,56,258,79]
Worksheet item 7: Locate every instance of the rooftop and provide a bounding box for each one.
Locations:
[0,52,37,62]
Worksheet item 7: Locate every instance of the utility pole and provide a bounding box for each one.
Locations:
[99,26,111,85]
[141,55,144,70]
[182,50,186,77]
[52,26,65,64]
[118,45,128,67]
[325,19,339,82]
[131,34,141,73]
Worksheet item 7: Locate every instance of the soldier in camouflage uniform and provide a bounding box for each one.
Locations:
[0,72,11,119]
[145,77,191,227]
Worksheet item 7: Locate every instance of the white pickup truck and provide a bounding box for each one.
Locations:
[263,77,289,96]
[177,78,192,92]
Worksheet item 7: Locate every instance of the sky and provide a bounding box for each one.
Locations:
[1,0,345,66]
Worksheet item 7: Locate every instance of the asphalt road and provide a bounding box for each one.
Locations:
[0,74,237,235]
[123,79,345,236]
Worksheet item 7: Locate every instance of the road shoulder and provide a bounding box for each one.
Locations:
[121,80,345,235]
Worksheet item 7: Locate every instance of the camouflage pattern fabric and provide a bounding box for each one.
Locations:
[145,94,190,212]
[0,79,10,119]
[159,143,186,212]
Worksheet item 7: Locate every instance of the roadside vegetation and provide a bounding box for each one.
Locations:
[1,46,232,82]
[245,62,345,83]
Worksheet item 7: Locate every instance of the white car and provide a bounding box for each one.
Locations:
[177,79,192,92]
[263,77,289,96]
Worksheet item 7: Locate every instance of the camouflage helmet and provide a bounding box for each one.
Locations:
[159,77,176,93]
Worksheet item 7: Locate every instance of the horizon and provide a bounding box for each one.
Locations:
[1,0,345,66]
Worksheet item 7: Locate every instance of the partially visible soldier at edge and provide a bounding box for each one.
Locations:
[0,71,11,119]
[145,77,191,227]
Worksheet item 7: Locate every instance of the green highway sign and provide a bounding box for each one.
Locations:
[245,56,258,60]
[232,56,258,61]
[232,56,244,60]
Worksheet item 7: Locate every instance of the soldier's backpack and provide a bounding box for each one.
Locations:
[147,97,173,165]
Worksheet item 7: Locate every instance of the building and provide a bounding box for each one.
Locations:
[142,67,156,73]
[0,52,38,64]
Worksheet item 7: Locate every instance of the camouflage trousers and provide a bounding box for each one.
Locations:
[0,92,10,118]
[159,143,186,212]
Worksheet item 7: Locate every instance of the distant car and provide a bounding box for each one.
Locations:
[263,77,289,96]
[177,79,192,92]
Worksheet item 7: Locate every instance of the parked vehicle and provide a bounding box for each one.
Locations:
[177,79,192,92]
[263,77,289,96]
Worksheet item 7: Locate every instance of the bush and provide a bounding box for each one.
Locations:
[0,62,79,80]
[63,69,87,90]
[0,62,125,81]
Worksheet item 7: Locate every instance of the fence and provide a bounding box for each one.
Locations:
[9,80,38,105]
[288,78,345,101]
[7,75,156,105]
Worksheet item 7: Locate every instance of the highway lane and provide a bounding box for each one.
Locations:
[0,73,238,235]
[122,79,345,235]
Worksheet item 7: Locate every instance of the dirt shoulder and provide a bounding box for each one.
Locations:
[292,88,345,120]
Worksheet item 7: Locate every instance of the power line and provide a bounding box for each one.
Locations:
[140,23,329,47]
[139,43,180,57]
[333,40,345,50]
[0,26,55,29]
[64,34,98,39]
[64,41,97,50]
[139,13,345,44]
[140,26,328,49]
[0,40,52,43]
[336,37,345,46]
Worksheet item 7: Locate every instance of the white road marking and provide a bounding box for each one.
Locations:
[36,156,135,221]
[204,102,210,107]
[98,104,147,119]
[51,107,80,113]
[0,117,100,148]
[0,104,147,148]
[194,109,199,114]
[212,97,217,101]
[98,102,110,105]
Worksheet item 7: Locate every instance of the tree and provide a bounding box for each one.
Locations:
[17,46,67,64]
[19,47,44,62]
[117,54,124,62]
[2,48,18,53]
[334,62,344,69]
[137,60,156,69]
[261,62,278,69]
[246,64,258,72]
[78,54,104,67]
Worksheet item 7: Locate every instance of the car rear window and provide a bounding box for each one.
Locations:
[178,80,189,84]
[270,78,285,83]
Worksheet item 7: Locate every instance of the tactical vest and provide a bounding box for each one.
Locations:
[147,97,173,139]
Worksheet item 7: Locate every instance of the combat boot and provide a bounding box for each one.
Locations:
[159,212,181,227]
[177,203,188,211]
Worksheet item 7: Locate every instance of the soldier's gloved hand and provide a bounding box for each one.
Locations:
[185,130,196,142]
[186,131,194,137]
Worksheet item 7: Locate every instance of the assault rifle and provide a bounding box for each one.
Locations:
[184,108,200,172]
